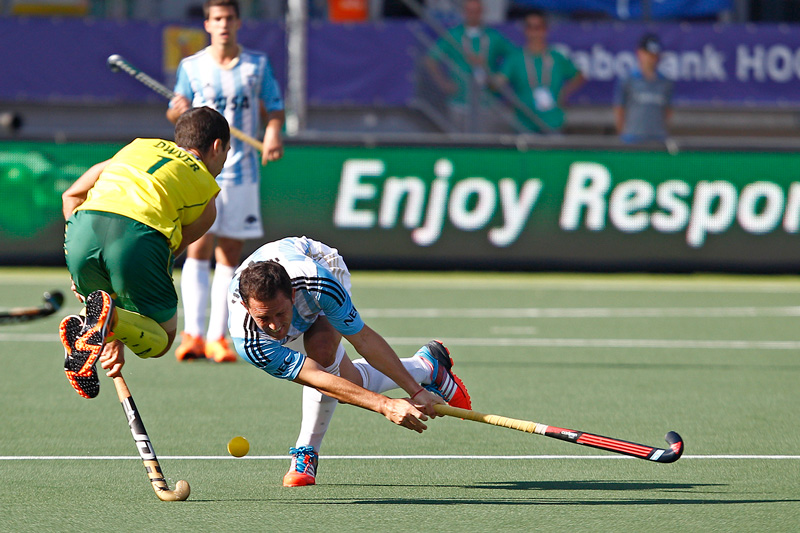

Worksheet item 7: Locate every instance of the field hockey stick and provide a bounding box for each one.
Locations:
[434,404,683,463]
[113,375,191,501]
[0,291,64,325]
[106,54,264,152]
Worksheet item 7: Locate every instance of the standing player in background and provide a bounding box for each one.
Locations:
[60,107,229,399]
[613,33,673,144]
[167,0,285,363]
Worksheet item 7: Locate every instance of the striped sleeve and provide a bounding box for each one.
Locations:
[260,55,283,112]
[172,61,193,101]
[229,308,305,380]
[292,276,364,336]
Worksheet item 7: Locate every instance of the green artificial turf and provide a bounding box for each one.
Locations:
[1,268,798,532]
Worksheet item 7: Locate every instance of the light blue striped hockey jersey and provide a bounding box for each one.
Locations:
[172,47,283,185]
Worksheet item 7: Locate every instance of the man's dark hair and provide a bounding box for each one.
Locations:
[238,261,293,306]
[204,0,240,19]
[174,106,230,154]
[524,9,548,26]
[638,33,663,54]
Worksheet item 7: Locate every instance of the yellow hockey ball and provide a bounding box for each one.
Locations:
[227,436,249,457]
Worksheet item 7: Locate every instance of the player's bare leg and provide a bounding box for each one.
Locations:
[284,320,454,487]
[283,318,343,487]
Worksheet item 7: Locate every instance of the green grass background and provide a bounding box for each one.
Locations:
[1,268,798,532]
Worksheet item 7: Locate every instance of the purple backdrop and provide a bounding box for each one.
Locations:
[2,18,800,107]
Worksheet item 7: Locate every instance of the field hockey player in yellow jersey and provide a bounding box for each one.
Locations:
[59,107,230,399]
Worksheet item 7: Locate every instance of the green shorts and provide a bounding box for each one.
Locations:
[64,210,177,324]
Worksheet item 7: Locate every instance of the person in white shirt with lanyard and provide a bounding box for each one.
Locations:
[494,9,584,133]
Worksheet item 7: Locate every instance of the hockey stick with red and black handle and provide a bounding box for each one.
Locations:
[435,404,683,463]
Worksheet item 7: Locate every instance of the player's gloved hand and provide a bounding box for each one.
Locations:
[409,388,444,418]
[383,397,429,433]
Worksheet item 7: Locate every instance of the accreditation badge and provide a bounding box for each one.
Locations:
[472,66,487,87]
[533,87,555,111]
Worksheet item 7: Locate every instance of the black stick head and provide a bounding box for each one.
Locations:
[659,431,684,463]
[107,54,123,72]
[44,290,64,312]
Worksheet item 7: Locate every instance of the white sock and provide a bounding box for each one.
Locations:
[206,263,236,341]
[294,344,344,452]
[180,258,210,337]
[352,355,432,394]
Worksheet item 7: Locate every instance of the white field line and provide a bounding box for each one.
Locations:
[5,306,800,329]
[352,278,800,292]
[0,333,57,342]
[382,338,800,350]
[12,306,800,325]
[6,306,800,348]
[6,333,800,350]
[491,326,539,335]
[4,273,800,292]
[360,306,800,318]
[1,455,798,460]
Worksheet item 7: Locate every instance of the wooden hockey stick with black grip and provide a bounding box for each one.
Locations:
[107,54,263,152]
[114,375,191,500]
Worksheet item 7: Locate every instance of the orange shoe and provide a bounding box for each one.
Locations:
[415,340,472,410]
[282,446,318,487]
[61,315,100,399]
[175,332,205,361]
[61,290,116,399]
[205,337,237,363]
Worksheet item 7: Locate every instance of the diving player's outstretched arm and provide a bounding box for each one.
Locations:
[292,357,430,433]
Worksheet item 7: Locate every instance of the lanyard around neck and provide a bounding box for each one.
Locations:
[461,30,489,62]
[524,50,553,89]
